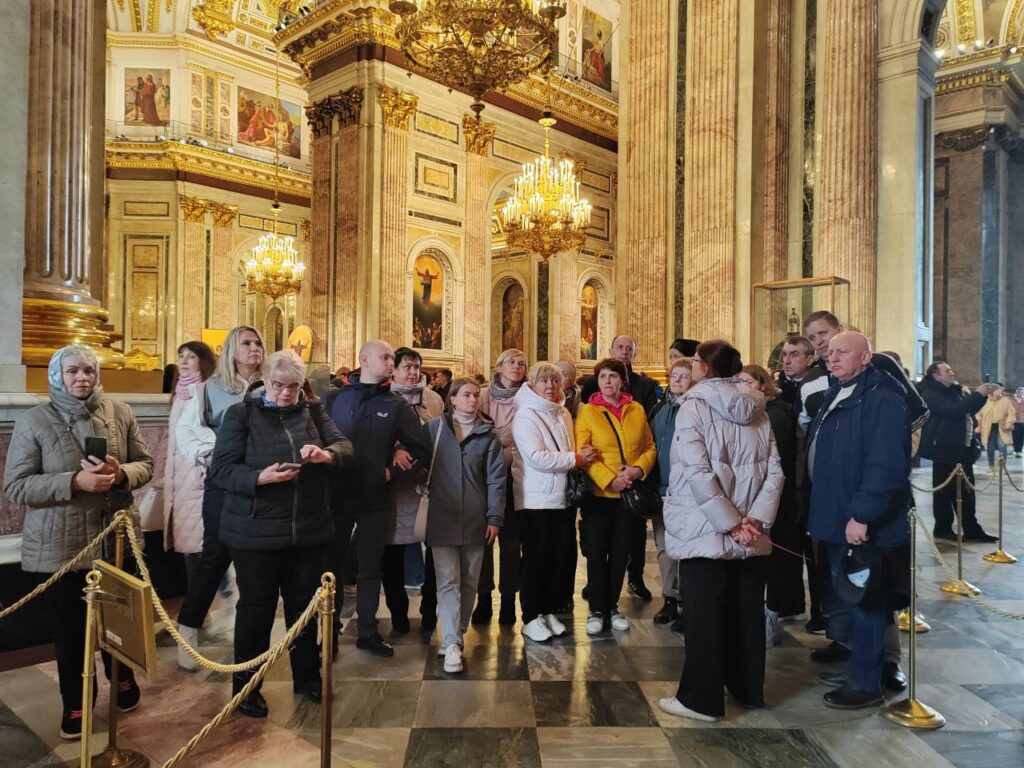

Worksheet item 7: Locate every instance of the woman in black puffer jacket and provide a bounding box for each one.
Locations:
[210,351,353,718]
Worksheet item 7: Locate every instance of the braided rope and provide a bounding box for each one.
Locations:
[910,465,960,494]
[959,466,997,494]
[0,514,123,621]
[1002,461,1024,493]
[910,510,1024,622]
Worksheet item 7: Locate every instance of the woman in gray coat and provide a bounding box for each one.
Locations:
[425,377,506,675]
[4,345,153,740]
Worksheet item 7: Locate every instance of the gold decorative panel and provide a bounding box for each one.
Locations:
[413,153,459,203]
[123,201,170,217]
[589,206,610,241]
[581,169,612,194]
[493,137,540,165]
[132,244,160,269]
[123,237,165,358]
[414,111,460,144]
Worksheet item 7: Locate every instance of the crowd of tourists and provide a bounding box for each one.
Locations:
[9,310,1021,737]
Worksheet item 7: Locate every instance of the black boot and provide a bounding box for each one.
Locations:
[498,594,517,626]
[238,691,269,718]
[653,598,679,625]
[471,595,493,625]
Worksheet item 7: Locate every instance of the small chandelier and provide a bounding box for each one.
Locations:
[501,110,591,261]
[244,49,306,302]
[389,0,566,117]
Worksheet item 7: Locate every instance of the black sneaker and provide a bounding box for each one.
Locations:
[882,661,908,692]
[237,691,269,718]
[933,530,959,543]
[804,616,827,635]
[471,598,493,625]
[669,615,685,635]
[116,676,141,713]
[627,577,653,602]
[653,598,679,625]
[581,585,590,601]
[823,685,883,710]
[391,616,411,635]
[356,632,395,657]
[498,595,517,626]
[420,613,437,632]
[294,679,322,703]
[964,530,998,544]
[811,641,852,663]
[59,708,83,740]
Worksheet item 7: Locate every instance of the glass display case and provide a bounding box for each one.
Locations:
[750,276,850,370]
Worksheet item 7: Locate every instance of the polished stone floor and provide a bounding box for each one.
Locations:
[2,459,1024,767]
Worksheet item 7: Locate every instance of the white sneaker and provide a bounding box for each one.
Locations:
[610,611,629,632]
[586,612,605,636]
[521,616,553,642]
[544,614,567,637]
[765,608,780,647]
[443,644,463,674]
[658,696,718,722]
[177,624,200,672]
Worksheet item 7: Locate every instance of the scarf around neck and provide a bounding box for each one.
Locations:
[489,372,522,401]
[174,372,203,400]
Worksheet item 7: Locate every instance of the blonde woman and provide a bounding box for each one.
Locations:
[977,384,1016,473]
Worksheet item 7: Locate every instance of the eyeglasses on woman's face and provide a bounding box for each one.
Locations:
[670,371,689,382]
[269,380,301,393]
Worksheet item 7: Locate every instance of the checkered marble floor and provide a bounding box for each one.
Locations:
[2,459,1024,767]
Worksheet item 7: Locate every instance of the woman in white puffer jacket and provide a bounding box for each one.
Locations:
[511,362,598,643]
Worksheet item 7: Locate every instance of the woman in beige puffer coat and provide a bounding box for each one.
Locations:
[659,340,783,725]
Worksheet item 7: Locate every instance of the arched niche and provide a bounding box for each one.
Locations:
[576,270,614,365]
[405,239,464,362]
[490,271,531,368]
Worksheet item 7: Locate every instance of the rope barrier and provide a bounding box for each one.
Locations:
[959,468,998,494]
[0,514,124,621]
[1003,461,1024,493]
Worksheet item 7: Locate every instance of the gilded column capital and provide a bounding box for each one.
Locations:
[305,86,364,139]
[463,115,496,156]
[378,85,418,131]
[191,0,234,40]
[207,201,238,228]
[557,149,586,174]
[301,219,311,241]
[180,196,208,223]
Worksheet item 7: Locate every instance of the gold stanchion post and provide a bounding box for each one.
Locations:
[81,570,102,768]
[983,456,1017,564]
[92,520,147,768]
[940,464,981,596]
[884,510,945,729]
[320,573,336,768]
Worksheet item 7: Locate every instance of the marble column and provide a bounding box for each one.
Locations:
[306,103,335,359]
[334,89,364,368]
[618,0,676,366]
[683,0,739,341]
[22,0,122,368]
[814,0,878,338]
[206,201,238,330]
[463,115,496,375]
[377,85,418,347]
[761,0,791,282]
[179,196,208,344]
[549,250,579,363]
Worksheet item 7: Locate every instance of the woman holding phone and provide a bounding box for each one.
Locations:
[4,345,154,739]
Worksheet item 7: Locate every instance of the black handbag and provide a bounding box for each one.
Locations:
[602,412,661,519]
[535,415,592,506]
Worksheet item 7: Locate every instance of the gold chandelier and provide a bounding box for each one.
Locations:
[244,50,306,302]
[389,0,566,116]
[501,110,591,260]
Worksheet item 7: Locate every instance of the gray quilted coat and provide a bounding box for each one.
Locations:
[662,378,783,561]
[4,386,154,573]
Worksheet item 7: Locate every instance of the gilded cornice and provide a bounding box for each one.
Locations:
[207,201,239,227]
[305,86,364,138]
[952,0,976,44]
[192,0,234,39]
[180,195,209,222]
[106,141,312,199]
[1009,0,1024,43]
[378,85,418,130]
[463,116,496,156]
[936,67,1010,94]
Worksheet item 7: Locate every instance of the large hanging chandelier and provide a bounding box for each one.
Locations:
[501,110,591,260]
[243,50,306,302]
[388,0,566,116]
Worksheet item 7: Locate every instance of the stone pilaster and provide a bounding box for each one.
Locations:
[683,0,739,341]
[333,89,364,368]
[377,85,418,347]
[207,201,237,330]
[815,0,878,338]
[549,250,578,363]
[179,196,208,344]
[463,115,496,374]
[619,0,675,366]
[761,0,790,281]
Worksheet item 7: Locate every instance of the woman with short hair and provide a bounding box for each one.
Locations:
[211,350,353,718]
[574,358,657,635]
[660,341,783,723]
[4,346,154,739]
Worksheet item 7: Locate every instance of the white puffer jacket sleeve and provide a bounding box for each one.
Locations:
[511,386,577,510]
[175,382,216,468]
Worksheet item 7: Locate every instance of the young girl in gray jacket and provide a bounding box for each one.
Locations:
[424,377,506,674]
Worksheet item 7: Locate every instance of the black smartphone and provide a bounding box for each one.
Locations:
[279,462,303,471]
[984,373,991,383]
[84,436,107,463]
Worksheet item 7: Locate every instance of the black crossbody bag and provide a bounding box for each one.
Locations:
[602,411,661,519]
[534,415,592,507]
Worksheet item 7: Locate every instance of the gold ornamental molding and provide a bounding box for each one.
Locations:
[192,0,234,39]
[378,84,418,130]
[557,149,586,174]
[207,201,239,227]
[106,140,313,199]
[938,126,990,151]
[463,115,496,156]
[305,86,364,138]
[180,195,209,223]
[936,67,1010,94]
[301,219,311,241]
[952,0,976,44]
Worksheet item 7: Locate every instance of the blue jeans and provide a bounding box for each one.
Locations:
[987,430,1008,468]
[825,543,886,695]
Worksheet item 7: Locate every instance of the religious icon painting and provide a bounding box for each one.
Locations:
[237,85,302,159]
[124,68,171,126]
[580,282,599,360]
[580,9,613,91]
[502,283,525,353]
[412,251,445,350]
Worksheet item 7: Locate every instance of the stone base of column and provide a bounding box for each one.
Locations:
[22,297,125,368]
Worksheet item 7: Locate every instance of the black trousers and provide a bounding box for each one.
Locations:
[230,544,324,694]
[764,498,806,616]
[381,544,410,624]
[420,547,437,620]
[177,481,232,629]
[556,508,578,607]
[1014,423,1024,454]
[676,557,766,717]
[477,483,521,599]
[933,450,982,535]
[626,516,648,581]
[581,496,631,615]
[519,508,571,623]
[334,508,390,638]
[48,570,132,711]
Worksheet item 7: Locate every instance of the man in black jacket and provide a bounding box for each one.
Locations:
[580,334,660,601]
[917,362,996,542]
[326,340,431,657]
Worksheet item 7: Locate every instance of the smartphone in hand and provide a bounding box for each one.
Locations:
[84,436,108,463]
[278,462,303,471]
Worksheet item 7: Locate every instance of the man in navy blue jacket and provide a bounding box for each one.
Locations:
[807,332,911,709]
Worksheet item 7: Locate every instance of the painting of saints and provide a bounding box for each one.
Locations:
[124,68,171,126]
[502,283,525,352]
[237,86,303,159]
[580,9,613,91]
[580,283,598,360]
[412,252,445,350]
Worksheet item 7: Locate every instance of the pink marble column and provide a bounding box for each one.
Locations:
[761,0,791,282]
[815,0,878,338]
[179,196,207,343]
[308,131,333,355]
[463,115,496,375]
[207,201,238,330]
[334,121,361,368]
[550,250,579,363]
